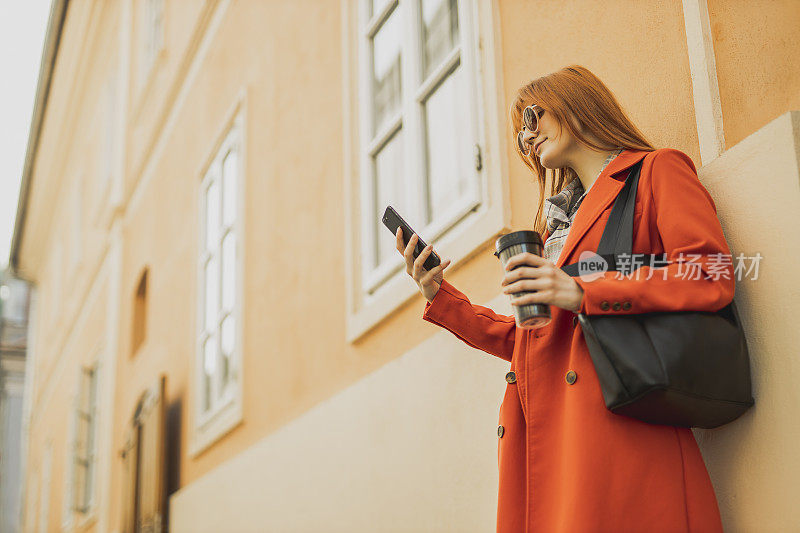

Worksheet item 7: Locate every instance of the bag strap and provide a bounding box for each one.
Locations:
[598,158,641,257]
[561,158,663,276]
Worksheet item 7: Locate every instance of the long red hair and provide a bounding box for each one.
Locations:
[508,65,656,237]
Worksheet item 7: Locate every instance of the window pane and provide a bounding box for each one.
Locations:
[221,232,236,311]
[373,130,404,268]
[222,149,237,227]
[220,316,234,390]
[205,180,219,251]
[204,256,219,330]
[371,7,402,135]
[421,0,459,78]
[203,336,216,411]
[423,66,471,216]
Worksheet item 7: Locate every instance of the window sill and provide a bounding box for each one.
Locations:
[188,389,243,458]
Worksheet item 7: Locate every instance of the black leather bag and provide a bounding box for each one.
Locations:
[560,158,755,428]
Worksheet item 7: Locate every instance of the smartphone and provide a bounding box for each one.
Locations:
[382,205,441,271]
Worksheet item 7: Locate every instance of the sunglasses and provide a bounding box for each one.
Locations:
[516,105,544,156]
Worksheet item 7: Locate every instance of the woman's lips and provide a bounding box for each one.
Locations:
[535,138,547,153]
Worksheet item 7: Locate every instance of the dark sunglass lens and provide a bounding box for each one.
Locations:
[523,106,538,131]
[517,131,528,153]
[523,107,533,130]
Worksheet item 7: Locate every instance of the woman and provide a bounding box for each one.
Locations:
[396,65,733,532]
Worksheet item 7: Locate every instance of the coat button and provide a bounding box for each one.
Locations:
[565,370,577,385]
[498,425,505,438]
[505,371,516,384]
[600,300,610,310]
[622,301,631,310]
[612,301,621,311]
[572,315,578,327]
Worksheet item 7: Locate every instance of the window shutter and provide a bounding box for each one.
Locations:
[122,375,166,533]
[119,423,139,533]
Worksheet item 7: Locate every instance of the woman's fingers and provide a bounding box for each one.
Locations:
[401,231,419,267]
[502,265,539,287]
[510,289,552,306]
[413,242,435,277]
[504,251,546,271]
[394,228,450,283]
[421,258,452,284]
[503,277,548,294]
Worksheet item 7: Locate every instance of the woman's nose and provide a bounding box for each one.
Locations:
[522,128,538,147]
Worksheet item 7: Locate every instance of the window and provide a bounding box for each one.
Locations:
[132,268,148,356]
[141,0,164,82]
[193,109,243,454]
[120,377,166,533]
[359,0,482,293]
[72,365,98,514]
[345,0,505,341]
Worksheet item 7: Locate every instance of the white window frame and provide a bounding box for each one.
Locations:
[360,0,483,293]
[62,358,102,530]
[190,100,246,457]
[69,363,100,519]
[343,0,510,341]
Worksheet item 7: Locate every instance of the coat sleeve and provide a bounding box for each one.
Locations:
[422,278,516,363]
[573,148,736,315]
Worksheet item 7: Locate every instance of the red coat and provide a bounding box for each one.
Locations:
[423,148,733,532]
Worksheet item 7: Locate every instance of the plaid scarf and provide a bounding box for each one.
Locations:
[542,147,624,264]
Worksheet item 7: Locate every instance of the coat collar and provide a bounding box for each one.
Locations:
[553,148,652,269]
[544,147,624,233]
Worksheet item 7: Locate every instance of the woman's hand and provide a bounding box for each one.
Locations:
[396,227,452,303]
[501,252,584,313]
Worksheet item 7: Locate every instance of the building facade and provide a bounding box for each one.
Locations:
[10,0,800,531]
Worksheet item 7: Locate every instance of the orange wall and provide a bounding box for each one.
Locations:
[708,0,800,148]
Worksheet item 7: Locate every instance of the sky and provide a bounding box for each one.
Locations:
[0,0,52,271]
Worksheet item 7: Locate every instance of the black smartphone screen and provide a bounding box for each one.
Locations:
[382,205,441,271]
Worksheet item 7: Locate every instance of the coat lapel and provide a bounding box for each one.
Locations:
[555,149,651,269]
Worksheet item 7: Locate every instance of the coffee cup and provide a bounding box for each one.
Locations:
[494,231,551,329]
